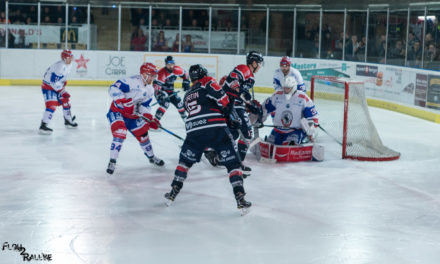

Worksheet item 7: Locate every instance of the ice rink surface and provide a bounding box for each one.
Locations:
[1,85,440,264]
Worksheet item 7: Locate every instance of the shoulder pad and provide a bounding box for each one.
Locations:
[297,92,310,102]
[157,68,168,83]
[235,64,253,80]
[173,65,185,76]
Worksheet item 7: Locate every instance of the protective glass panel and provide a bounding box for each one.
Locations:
[268,10,293,57]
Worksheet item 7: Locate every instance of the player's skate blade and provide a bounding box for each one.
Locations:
[106,159,116,174]
[149,156,165,166]
[38,122,53,135]
[64,116,78,128]
[236,193,252,216]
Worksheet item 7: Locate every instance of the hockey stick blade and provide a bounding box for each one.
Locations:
[248,137,261,149]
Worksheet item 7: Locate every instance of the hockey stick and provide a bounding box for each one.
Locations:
[318,124,352,146]
[138,114,185,141]
[151,91,180,107]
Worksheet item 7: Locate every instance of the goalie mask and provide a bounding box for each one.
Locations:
[282,76,297,100]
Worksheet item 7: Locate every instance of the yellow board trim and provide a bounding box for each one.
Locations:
[1,80,439,123]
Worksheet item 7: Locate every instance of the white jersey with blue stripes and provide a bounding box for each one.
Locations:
[273,67,306,92]
[109,75,155,115]
[42,60,72,91]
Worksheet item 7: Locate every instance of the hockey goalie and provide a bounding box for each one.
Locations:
[256,76,324,162]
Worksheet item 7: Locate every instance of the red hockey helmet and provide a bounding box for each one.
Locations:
[140,62,158,76]
[61,49,73,60]
[280,56,291,67]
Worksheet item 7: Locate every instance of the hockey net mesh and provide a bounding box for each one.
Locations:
[311,76,400,161]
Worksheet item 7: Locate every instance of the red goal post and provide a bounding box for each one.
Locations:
[310,76,400,161]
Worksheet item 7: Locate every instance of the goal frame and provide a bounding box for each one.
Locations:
[310,75,400,161]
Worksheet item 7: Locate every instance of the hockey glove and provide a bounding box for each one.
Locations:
[58,89,71,106]
[156,90,170,105]
[182,79,191,91]
[227,109,242,129]
[143,113,161,130]
[246,99,262,115]
[116,98,135,117]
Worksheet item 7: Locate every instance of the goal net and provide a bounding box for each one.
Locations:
[310,76,400,161]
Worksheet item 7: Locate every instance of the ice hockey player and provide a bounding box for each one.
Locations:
[221,51,264,176]
[39,49,77,134]
[164,64,251,214]
[153,55,191,122]
[261,76,323,161]
[106,62,164,175]
[273,56,306,92]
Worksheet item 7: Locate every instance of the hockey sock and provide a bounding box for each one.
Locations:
[42,109,54,124]
[173,163,189,186]
[139,135,155,158]
[229,169,244,195]
[238,140,249,161]
[110,137,124,160]
[155,107,166,120]
[63,108,73,122]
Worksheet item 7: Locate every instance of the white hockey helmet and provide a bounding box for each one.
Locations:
[282,76,297,99]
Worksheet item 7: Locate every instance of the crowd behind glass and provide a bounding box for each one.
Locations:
[1,2,440,71]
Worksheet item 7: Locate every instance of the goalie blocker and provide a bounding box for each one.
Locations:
[259,141,324,162]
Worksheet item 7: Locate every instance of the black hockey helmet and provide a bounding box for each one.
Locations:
[165,55,175,64]
[246,50,264,65]
[188,64,208,82]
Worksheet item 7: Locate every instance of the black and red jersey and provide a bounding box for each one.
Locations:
[154,65,189,93]
[223,64,255,107]
[183,76,230,134]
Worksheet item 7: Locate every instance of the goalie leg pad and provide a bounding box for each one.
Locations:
[311,144,325,162]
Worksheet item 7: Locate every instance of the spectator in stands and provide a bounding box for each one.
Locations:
[425,32,434,49]
[25,17,33,25]
[43,16,51,24]
[388,39,405,65]
[407,40,422,67]
[42,7,53,23]
[425,43,439,63]
[184,10,195,27]
[164,18,173,28]
[0,11,10,24]
[345,35,360,61]
[153,30,169,51]
[130,26,147,51]
[182,34,194,52]
[407,31,416,50]
[151,18,159,29]
[71,16,81,25]
[139,18,147,26]
[191,18,199,29]
[172,33,181,52]
[57,17,64,25]
[13,29,29,49]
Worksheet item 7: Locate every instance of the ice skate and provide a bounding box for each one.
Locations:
[148,155,165,166]
[38,122,53,135]
[106,159,116,174]
[64,115,78,128]
[235,192,252,215]
[204,149,219,167]
[164,185,181,206]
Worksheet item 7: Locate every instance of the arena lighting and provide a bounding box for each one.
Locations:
[418,15,437,22]
[112,5,117,8]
